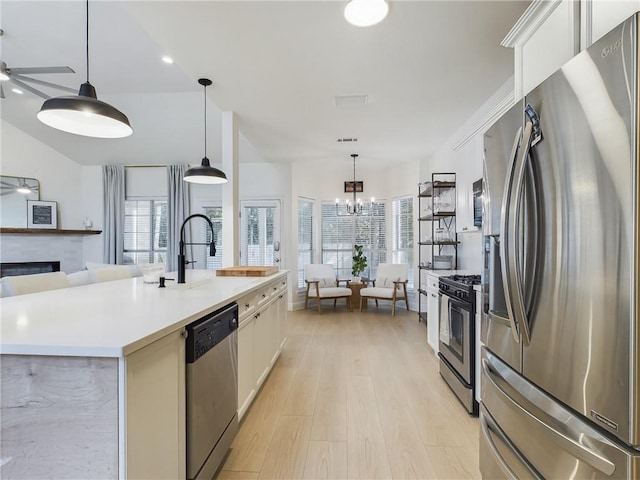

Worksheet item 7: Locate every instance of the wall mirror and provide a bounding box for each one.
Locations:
[1,175,40,228]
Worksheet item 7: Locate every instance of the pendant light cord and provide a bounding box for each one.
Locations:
[352,154,358,204]
[203,83,207,158]
[85,0,90,83]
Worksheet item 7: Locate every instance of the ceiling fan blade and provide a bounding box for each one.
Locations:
[9,77,50,99]
[9,66,75,75]
[12,74,76,94]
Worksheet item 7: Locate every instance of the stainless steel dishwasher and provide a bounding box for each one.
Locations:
[186,303,239,480]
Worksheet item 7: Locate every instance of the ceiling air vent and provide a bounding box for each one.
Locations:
[337,137,358,143]
[333,95,368,107]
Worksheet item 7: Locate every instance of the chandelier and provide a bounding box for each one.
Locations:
[336,154,374,216]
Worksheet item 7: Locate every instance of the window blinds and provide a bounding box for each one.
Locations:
[321,201,386,280]
[297,198,313,289]
[241,205,275,266]
[392,196,414,288]
[123,199,167,264]
[203,206,223,270]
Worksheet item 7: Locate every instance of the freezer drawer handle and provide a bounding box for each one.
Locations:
[482,355,616,476]
[480,412,538,480]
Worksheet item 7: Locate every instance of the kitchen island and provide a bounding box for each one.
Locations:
[0,269,288,480]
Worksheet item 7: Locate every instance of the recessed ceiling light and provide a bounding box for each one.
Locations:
[334,95,368,107]
[344,0,389,27]
[11,88,23,95]
[162,56,174,64]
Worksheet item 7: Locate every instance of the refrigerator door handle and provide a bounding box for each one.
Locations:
[506,118,533,346]
[499,126,523,343]
[480,411,542,480]
[483,354,617,476]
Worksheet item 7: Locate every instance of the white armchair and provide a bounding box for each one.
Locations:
[359,263,409,316]
[304,264,352,314]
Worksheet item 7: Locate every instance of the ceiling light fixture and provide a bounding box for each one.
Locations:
[162,56,174,64]
[37,0,132,138]
[183,78,228,185]
[336,154,374,216]
[11,88,24,95]
[344,0,389,27]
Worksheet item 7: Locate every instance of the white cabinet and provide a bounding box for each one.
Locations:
[455,136,482,233]
[508,0,639,99]
[236,276,288,421]
[426,273,440,355]
[505,1,580,98]
[276,290,287,353]
[125,329,186,479]
[237,318,255,418]
[590,0,640,45]
[252,304,273,388]
[521,1,579,94]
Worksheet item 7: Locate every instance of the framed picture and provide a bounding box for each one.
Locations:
[27,200,57,229]
[344,181,363,193]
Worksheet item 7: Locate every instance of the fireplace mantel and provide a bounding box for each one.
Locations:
[0,228,101,236]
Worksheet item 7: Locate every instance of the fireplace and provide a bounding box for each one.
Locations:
[0,261,61,278]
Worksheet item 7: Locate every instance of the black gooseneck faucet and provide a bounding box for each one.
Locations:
[178,213,216,284]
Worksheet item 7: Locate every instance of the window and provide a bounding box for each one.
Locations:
[297,198,313,289]
[202,206,223,270]
[392,196,414,289]
[124,199,167,264]
[241,204,277,266]
[321,201,386,280]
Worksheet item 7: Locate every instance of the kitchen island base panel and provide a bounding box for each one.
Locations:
[0,355,118,479]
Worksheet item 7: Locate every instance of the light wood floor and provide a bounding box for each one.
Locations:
[218,304,481,480]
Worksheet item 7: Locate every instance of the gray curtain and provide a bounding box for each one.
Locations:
[166,165,191,272]
[102,165,125,264]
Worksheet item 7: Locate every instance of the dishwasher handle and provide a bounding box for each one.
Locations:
[186,302,238,363]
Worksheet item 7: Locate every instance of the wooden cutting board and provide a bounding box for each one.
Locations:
[216,266,279,277]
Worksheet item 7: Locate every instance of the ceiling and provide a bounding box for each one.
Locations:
[0,1,530,168]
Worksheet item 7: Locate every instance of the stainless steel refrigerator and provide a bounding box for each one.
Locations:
[480,12,640,479]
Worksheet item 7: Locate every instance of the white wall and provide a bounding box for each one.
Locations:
[1,120,86,228]
[419,79,515,274]
[1,120,104,270]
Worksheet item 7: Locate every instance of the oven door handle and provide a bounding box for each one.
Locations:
[439,293,451,345]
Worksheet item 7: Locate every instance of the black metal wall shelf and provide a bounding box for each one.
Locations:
[417,173,458,324]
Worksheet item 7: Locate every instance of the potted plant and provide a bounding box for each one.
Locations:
[351,244,368,283]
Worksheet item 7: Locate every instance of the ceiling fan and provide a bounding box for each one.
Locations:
[0,60,77,99]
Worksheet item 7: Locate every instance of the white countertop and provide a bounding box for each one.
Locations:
[0,269,288,358]
[423,269,479,277]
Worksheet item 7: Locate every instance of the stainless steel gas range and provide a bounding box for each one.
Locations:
[438,274,480,416]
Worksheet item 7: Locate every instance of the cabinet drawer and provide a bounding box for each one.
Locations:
[426,274,439,292]
[257,287,271,306]
[273,278,287,297]
[238,294,257,321]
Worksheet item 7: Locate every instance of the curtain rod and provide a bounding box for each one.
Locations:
[123,164,186,168]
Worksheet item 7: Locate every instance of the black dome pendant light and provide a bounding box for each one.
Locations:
[37,0,132,138]
[183,78,228,184]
